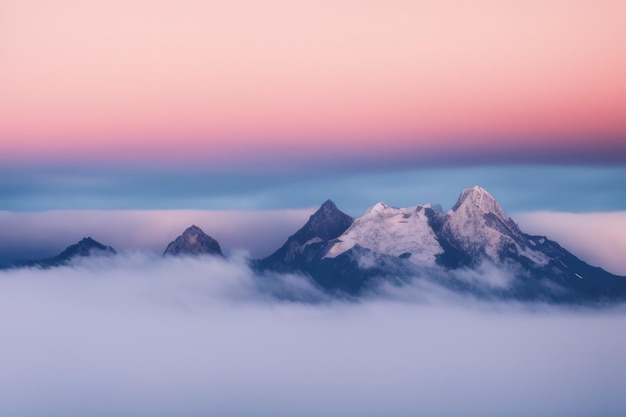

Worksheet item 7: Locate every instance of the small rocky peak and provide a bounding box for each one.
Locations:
[293,200,354,243]
[163,225,223,257]
[55,237,117,261]
[313,199,345,220]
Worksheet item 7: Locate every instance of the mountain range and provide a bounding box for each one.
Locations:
[8,186,625,303]
[257,186,626,302]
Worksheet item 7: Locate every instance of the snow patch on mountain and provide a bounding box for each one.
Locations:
[445,186,549,266]
[325,203,443,265]
[450,185,509,220]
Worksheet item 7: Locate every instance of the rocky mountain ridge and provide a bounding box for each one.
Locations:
[258,186,626,301]
[6,187,625,303]
[17,237,117,268]
[163,225,223,257]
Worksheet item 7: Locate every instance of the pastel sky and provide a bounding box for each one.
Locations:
[2,5,626,414]
[2,0,625,168]
[1,1,625,265]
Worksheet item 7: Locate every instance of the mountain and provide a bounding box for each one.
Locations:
[257,200,395,295]
[257,199,353,270]
[163,225,223,257]
[3,188,623,303]
[257,199,432,295]
[18,237,117,268]
[325,202,444,265]
[258,188,626,302]
[435,186,549,267]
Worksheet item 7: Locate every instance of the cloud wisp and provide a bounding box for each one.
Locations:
[1,254,625,417]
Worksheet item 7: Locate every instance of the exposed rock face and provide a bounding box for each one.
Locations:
[163,225,223,257]
[258,199,353,269]
[20,237,117,268]
[257,187,626,302]
[59,237,117,258]
[439,186,550,267]
[4,187,625,303]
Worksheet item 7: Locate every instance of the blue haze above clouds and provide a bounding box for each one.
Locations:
[1,164,625,214]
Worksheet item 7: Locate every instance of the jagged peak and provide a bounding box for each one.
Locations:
[60,237,117,257]
[288,200,353,242]
[361,202,444,218]
[363,202,392,215]
[320,199,336,208]
[163,224,222,257]
[312,199,344,218]
[431,203,444,212]
[75,237,113,250]
[176,224,217,241]
[452,186,491,208]
[307,200,352,224]
[419,203,443,213]
[78,237,98,245]
[182,225,204,234]
[450,186,508,220]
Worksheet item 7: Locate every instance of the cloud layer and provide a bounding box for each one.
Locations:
[2,165,625,213]
[1,255,625,417]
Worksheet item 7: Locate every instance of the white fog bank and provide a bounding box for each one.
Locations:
[1,255,625,417]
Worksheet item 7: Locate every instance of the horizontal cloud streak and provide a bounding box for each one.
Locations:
[2,165,625,214]
[0,255,625,417]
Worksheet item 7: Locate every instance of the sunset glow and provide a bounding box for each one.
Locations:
[2,1,625,165]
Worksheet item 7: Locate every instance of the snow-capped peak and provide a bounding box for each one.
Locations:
[325,201,443,265]
[444,186,548,265]
[364,202,391,215]
[450,185,509,221]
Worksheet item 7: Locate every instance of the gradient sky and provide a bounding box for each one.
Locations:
[3,5,626,414]
[1,1,624,229]
[2,0,625,168]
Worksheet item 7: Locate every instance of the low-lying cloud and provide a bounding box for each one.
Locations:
[1,255,625,417]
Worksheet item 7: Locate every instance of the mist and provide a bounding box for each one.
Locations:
[0,209,313,266]
[1,255,625,417]
[515,211,626,276]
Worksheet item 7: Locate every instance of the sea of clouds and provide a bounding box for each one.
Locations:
[1,253,625,417]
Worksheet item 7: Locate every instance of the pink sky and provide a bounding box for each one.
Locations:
[2,1,625,164]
